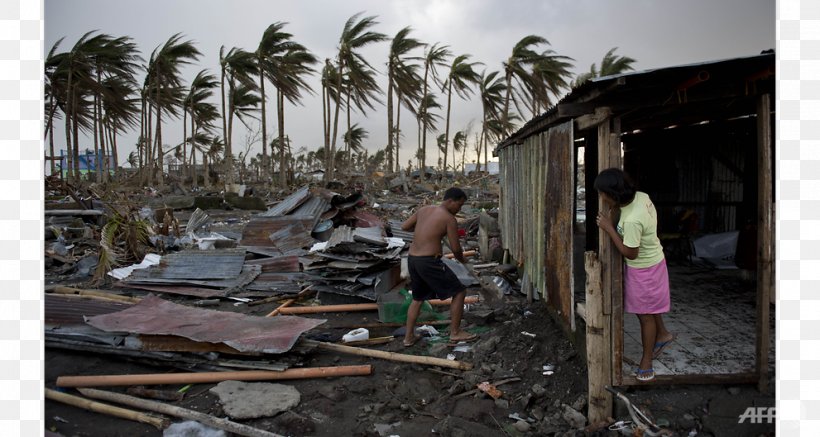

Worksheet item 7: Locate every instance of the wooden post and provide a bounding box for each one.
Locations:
[756,93,773,393]
[597,114,624,385]
[585,251,612,422]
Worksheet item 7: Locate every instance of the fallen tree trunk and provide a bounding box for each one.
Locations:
[302,339,473,371]
[45,388,168,429]
[277,295,480,315]
[57,365,372,388]
[77,388,282,437]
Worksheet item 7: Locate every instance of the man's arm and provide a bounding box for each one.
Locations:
[401,211,418,231]
[445,215,465,262]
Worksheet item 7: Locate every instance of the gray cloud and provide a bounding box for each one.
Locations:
[45,0,774,168]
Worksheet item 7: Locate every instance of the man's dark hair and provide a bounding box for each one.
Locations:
[443,187,467,201]
[594,168,636,205]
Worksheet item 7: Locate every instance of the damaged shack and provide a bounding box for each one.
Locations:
[494,52,775,421]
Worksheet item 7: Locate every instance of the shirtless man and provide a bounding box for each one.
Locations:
[400,187,477,346]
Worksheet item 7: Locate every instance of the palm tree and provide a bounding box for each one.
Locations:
[219,46,257,185]
[99,75,140,180]
[452,130,467,175]
[501,35,550,135]
[573,47,636,86]
[478,70,506,172]
[321,59,340,172]
[182,69,218,184]
[146,34,201,186]
[442,54,481,174]
[386,27,423,173]
[327,12,387,181]
[393,62,422,173]
[416,92,442,172]
[45,37,67,177]
[528,51,574,115]
[227,83,261,178]
[255,23,318,186]
[343,123,369,172]
[417,43,451,176]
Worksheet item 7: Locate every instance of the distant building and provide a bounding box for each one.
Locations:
[464,161,499,175]
[58,150,114,177]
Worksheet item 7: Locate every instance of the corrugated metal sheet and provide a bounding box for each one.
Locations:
[45,294,132,326]
[245,255,301,272]
[129,249,246,280]
[499,121,575,331]
[261,185,311,217]
[246,272,310,294]
[122,264,261,290]
[267,223,315,253]
[86,295,325,354]
[240,216,316,247]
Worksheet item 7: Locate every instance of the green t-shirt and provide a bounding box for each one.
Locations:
[617,191,665,268]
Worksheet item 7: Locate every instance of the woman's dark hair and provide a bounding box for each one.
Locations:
[443,187,467,201]
[594,168,636,205]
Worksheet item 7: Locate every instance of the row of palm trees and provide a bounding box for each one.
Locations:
[45,12,636,187]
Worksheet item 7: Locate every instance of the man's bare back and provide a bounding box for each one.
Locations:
[401,200,464,262]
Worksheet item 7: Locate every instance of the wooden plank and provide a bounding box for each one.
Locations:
[45,209,104,216]
[576,107,612,131]
[609,117,624,385]
[756,93,773,393]
[584,252,612,423]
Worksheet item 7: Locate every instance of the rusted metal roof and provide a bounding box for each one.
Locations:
[128,249,246,280]
[246,272,309,294]
[122,264,261,290]
[45,294,132,326]
[245,254,301,272]
[267,223,315,253]
[240,216,316,247]
[86,295,325,354]
[261,185,311,217]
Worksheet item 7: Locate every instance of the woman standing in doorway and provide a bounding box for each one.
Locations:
[594,168,676,382]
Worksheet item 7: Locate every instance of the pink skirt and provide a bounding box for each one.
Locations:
[624,259,670,314]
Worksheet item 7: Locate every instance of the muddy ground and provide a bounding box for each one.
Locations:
[44,195,775,437]
[44,288,775,436]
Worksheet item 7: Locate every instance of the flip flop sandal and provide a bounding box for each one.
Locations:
[652,333,678,359]
[635,368,655,382]
[403,335,421,347]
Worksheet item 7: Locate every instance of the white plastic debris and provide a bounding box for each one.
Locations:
[453,345,472,353]
[446,354,456,361]
[309,241,328,253]
[416,325,440,337]
[521,331,537,338]
[107,253,161,280]
[342,328,370,343]
[386,237,406,249]
[543,364,555,371]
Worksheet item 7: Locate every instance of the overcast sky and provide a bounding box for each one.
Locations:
[45,0,775,169]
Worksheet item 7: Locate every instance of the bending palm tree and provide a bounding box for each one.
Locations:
[219,46,257,185]
[146,34,201,186]
[328,12,386,181]
[255,22,317,186]
[343,123,369,173]
[183,69,218,184]
[386,27,423,173]
[415,92,442,173]
[393,61,422,173]
[501,35,550,135]
[417,43,450,177]
[442,54,481,174]
[478,70,506,172]
[573,47,636,86]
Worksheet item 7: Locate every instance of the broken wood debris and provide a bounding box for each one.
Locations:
[57,365,373,387]
[77,388,284,437]
[45,388,169,430]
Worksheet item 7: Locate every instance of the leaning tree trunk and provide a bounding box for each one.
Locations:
[182,106,188,182]
[328,57,345,181]
[154,79,164,188]
[443,81,453,177]
[386,69,394,173]
[277,88,286,188]
[419,64,430,181]
[395,91,403,173]
[259,68,269,180]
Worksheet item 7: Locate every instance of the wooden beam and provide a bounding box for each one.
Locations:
[45,388,169,430]
[584,252,612,423]
[558,102,597,118]
[45,209,104,216]
[755,93,773,393]
[609,118,624,386]
[576,107,613,131]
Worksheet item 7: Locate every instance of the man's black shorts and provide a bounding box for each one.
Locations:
[407,255,464,301]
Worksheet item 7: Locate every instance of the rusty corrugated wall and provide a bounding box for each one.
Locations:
[499,121,575,330]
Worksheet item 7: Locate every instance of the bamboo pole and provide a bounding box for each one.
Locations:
[49,286,141,304]
[266,298,296,317]
[77,388,283,437]
[277,295,480,315]
[302,339,473,371]
[443,250,476,259]
[45,388,168,429]
[56,365,372,388]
